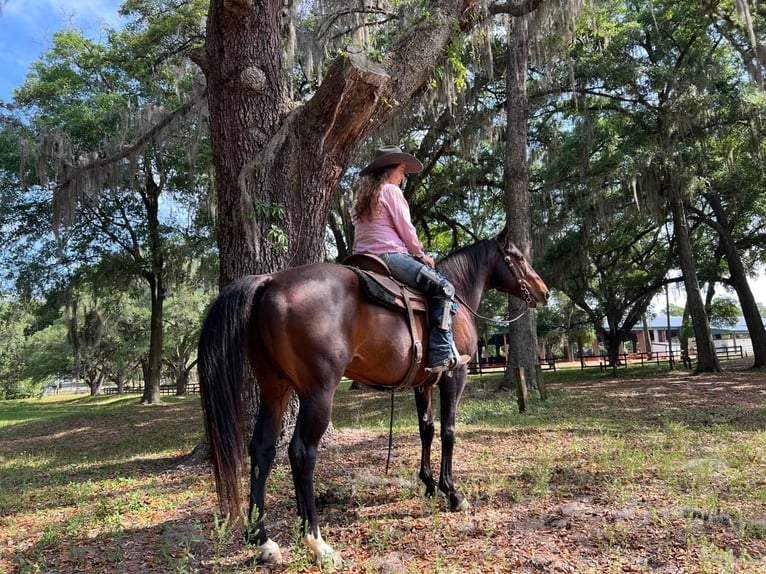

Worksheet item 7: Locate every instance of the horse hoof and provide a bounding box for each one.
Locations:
[257,538,283,565]
[450,493,471,512]
[317,550,343,571]
[305,532,342,571]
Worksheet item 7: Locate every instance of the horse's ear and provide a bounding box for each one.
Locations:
[497,225,508,245]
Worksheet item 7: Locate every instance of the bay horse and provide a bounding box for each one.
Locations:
[197,229,549,568]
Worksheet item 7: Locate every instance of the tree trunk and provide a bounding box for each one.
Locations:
[680,304,691,367]
[66,291,82,383]
[175,370,189,396]
[642,314,653,359]
[705,193,766,368]
[502,12,539,392]
[201,0,515,281]
[141,173,164,405]
[669,193,721,372]
[601,328,623,367]
[87,370,105,396]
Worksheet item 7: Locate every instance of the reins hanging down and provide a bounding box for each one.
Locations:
[385,388,395,475]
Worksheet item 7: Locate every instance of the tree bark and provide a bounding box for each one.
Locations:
[642,314,653,359]
[501,12,539,392]
[140,172,164,405]
[669,192,721,372]
[203,0,486,286]
[704,193,766,368]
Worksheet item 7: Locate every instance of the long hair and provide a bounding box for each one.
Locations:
[352,166,399,221]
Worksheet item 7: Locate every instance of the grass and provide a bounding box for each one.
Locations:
[2,366,766,572]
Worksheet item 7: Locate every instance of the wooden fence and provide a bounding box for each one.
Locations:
[103,383,200,396]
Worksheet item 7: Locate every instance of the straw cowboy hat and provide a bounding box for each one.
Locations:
[359,145,424,176]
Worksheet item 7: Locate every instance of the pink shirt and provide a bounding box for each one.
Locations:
[352,183,426,258]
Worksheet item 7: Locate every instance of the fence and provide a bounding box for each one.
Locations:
[572,345,747,371]
[468,345,748,375]
[100,346,748,395]
[469,358,556,376]
[103,383,200,396]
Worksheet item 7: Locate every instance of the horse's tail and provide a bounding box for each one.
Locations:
[197,274,271,519]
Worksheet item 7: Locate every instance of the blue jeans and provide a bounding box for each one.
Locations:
[379,253,457,368]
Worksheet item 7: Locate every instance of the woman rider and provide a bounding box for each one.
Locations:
[351,145,461,373]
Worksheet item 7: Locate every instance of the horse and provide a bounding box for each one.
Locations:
[197,228,550,568]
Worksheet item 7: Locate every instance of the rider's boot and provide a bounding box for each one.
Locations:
[425,297,461,373]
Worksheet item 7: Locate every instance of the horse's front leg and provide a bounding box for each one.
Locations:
[438,367,470,511]
[414,386,438,496]
[289,388,342,570]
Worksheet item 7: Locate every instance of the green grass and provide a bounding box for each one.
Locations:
[2,371,766,573]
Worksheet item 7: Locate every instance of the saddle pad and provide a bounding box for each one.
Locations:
[348,268,428,313]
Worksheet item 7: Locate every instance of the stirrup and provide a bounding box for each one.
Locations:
[425,354,463,374]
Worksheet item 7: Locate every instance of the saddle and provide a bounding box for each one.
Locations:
[343,253,429,389]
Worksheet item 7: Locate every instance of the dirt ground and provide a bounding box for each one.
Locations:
[5,360,766,573]
[210,360,766,573]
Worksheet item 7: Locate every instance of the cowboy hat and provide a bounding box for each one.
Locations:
[359,145,423,176]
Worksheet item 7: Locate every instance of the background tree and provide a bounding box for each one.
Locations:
[531,0,766,372]
[163,285,208,395]
[502,11,539,390]
[686,125,766,367]
[14,2,212,401]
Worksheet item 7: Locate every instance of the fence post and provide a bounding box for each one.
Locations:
[535,364,548,402]
[514,367,528,413]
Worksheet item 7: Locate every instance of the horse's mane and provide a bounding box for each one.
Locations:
[436,238,494,295]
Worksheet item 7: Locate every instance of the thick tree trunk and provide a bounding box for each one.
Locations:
[669,194,721,372]
[706,194,766,368]
[502,12,539,392]
[203,0,487,287]
[174,369,188,396]
[602,329,623,367]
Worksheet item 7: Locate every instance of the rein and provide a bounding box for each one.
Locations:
[455,293,528,326]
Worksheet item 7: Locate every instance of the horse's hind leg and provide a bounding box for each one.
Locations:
[414,387,438,497]
[289,388,342,569]
[247,380,291,565]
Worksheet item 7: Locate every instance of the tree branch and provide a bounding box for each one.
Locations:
[53,87,207,192]
[489,0,545,17]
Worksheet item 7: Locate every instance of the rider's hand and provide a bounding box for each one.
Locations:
[423,254,435,268]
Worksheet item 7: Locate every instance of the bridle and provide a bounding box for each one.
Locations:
[503,254,534,306]
[498,239,537,307]
[454,241,535,326]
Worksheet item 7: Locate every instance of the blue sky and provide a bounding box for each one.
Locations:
[0,0,123,101]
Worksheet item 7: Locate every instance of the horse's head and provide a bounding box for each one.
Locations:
[493,230,550,308]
